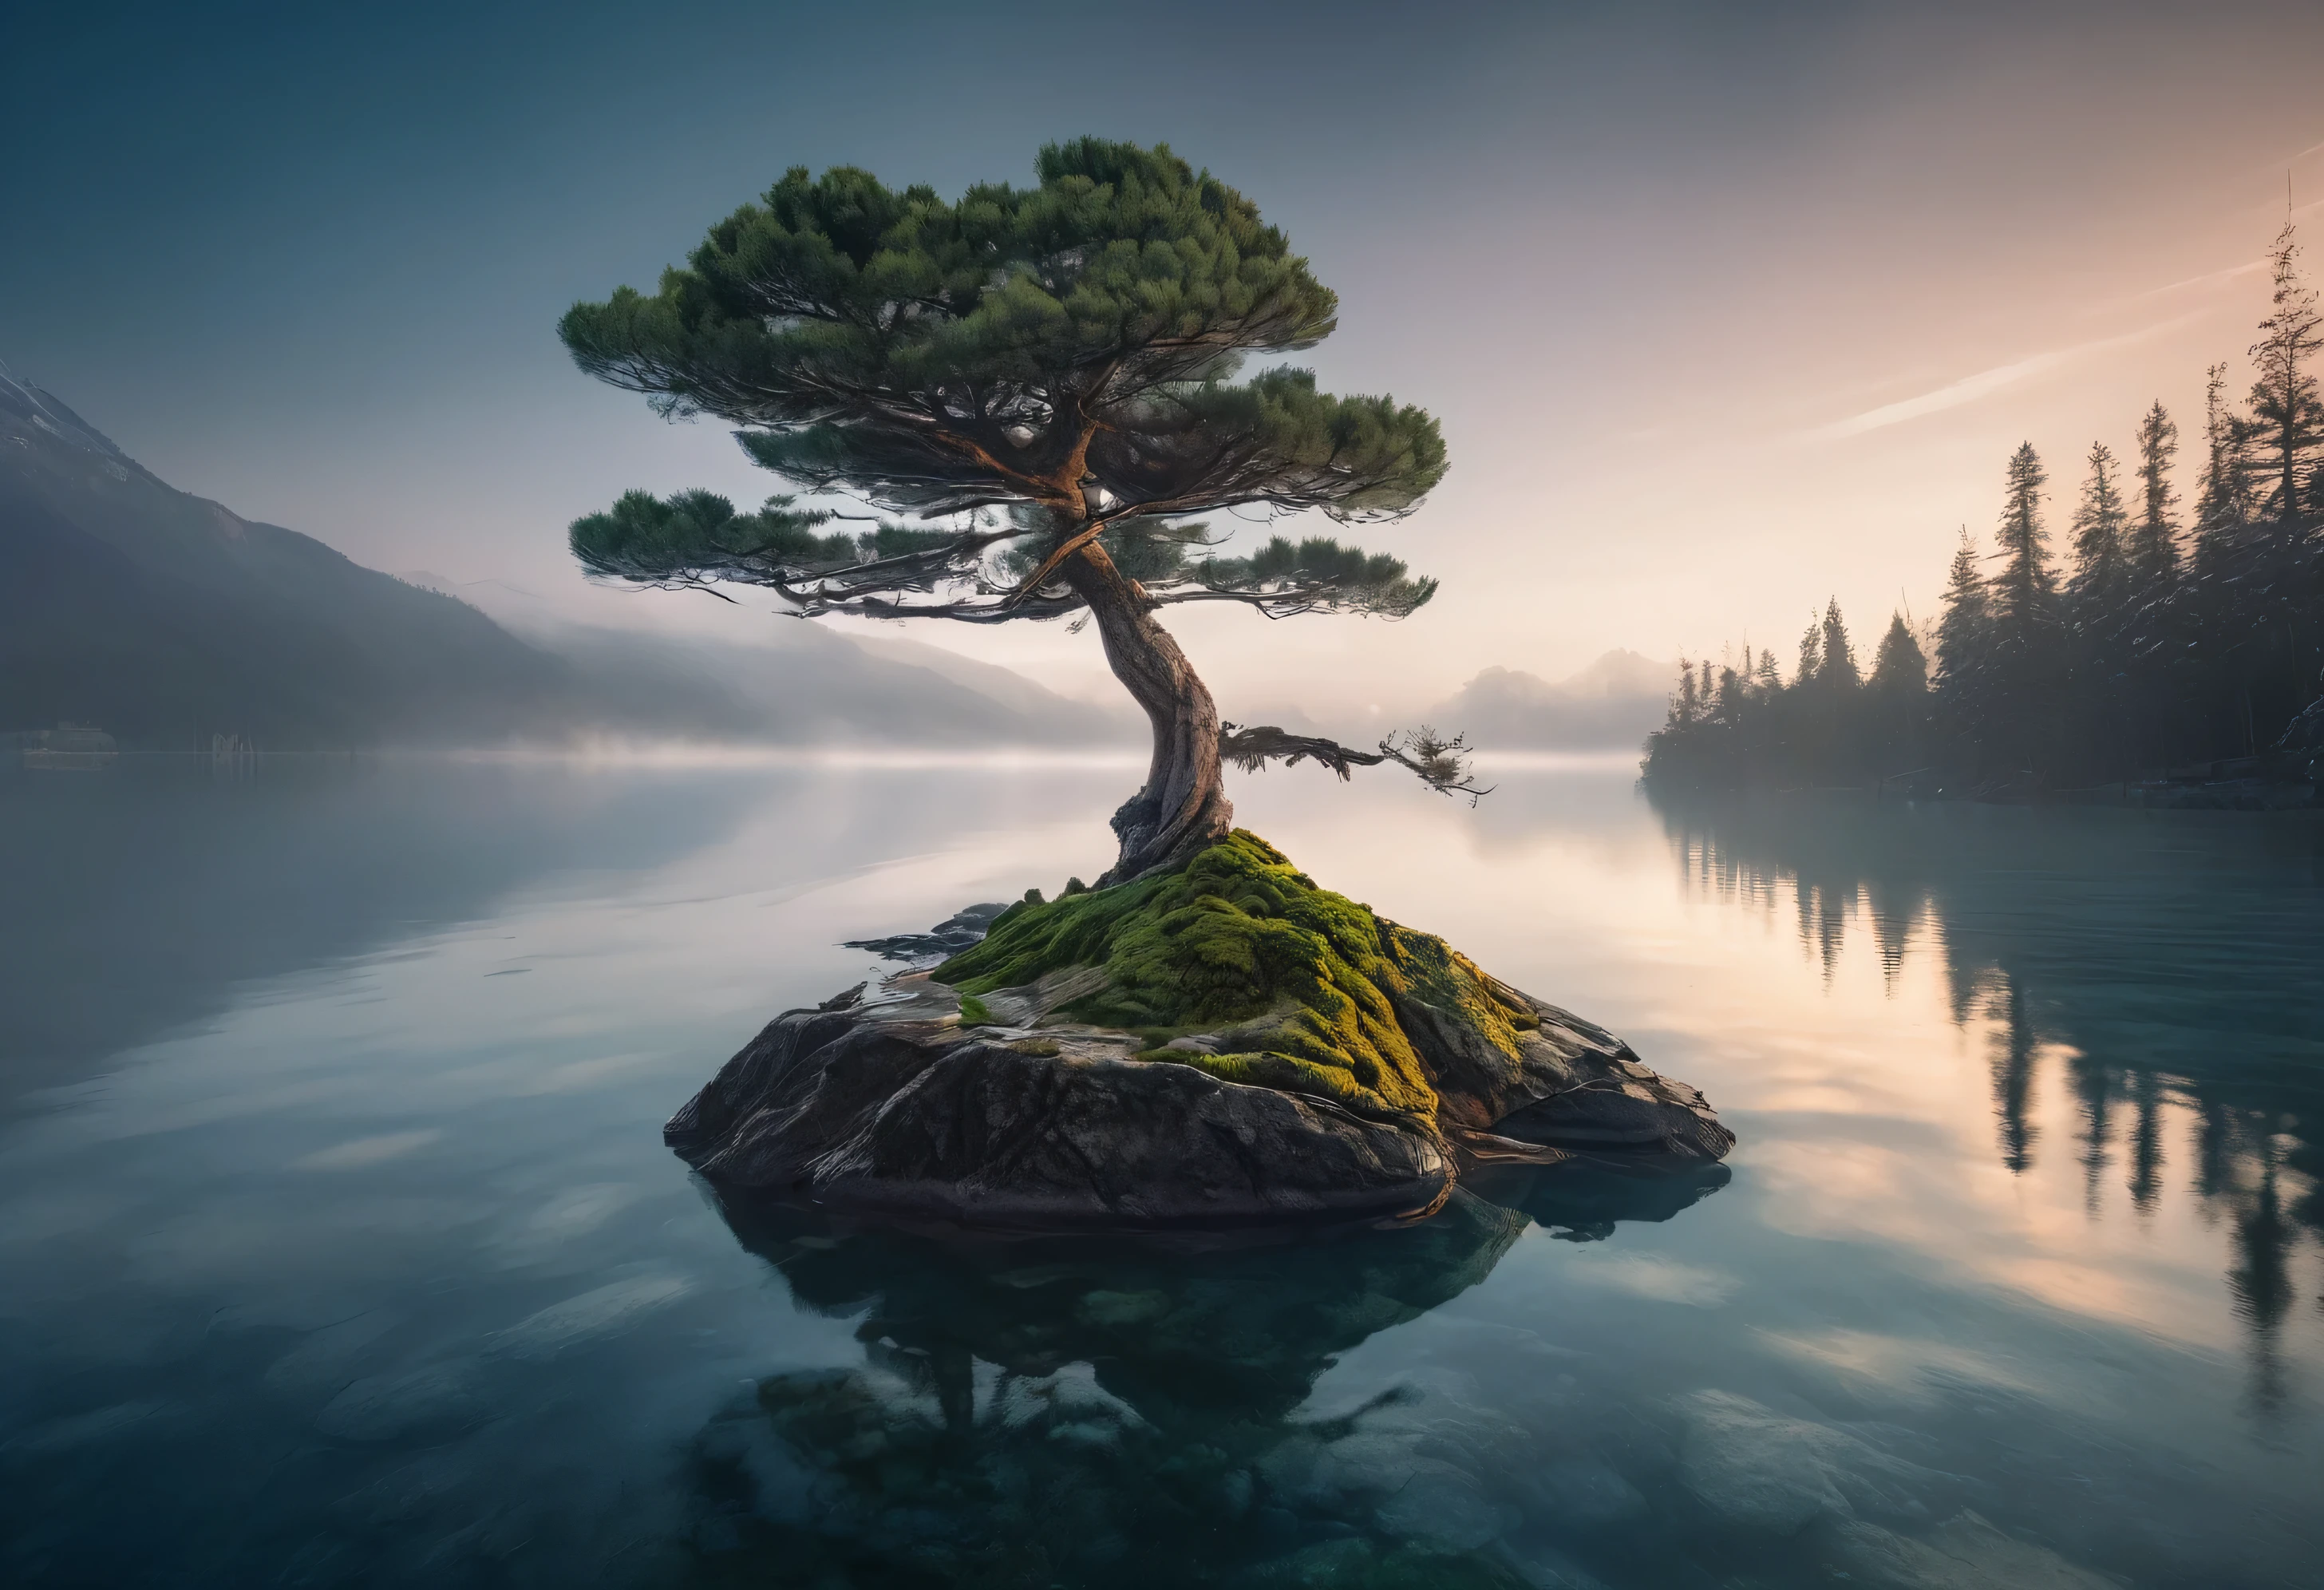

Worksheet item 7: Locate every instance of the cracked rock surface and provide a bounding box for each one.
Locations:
[666,950,1733,1231]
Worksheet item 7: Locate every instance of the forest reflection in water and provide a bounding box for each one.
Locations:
[1648,788,2324,1414]
[5,760,2320,1588]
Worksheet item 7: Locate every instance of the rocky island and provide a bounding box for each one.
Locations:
[564,141,1734,1231]
[667,833,1731,1229]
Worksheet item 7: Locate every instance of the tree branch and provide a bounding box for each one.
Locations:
[1218,722,1491,803]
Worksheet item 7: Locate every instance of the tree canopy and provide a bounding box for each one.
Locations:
[559,140,1461,880]
[559,139,1446,625]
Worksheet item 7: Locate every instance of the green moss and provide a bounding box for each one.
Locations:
[956,993,994,1026]
[931,831,1536,1126]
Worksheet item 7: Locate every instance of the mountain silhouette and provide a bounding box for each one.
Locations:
[0,362,1135,752]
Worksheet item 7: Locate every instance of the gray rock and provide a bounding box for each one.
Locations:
[315,1363,486,1442]
[1372,1458,1512,1550]
[842,902,1011,964]
[1398,979,1733,1161]
[666,955,1730,1231]
[667,977,1452,1228]
[1674,1390,1952,1534]
[1512,1548,1615,1590]
[1523,1456,1650,1528]
[1819,1511,2119,1589]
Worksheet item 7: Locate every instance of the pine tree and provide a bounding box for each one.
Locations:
[1796,615,1823,686]
[1818,597,1860,690]
[556,140,1449,880]
[2065,441,2132,770]
[2067,441,2130,636]
[1994,444,2058,625]
[2193,363,2255,573]
[2246,220,2323,532]
[2129,401,2182,600]
[1868,611,1930,769]
[1870,611,1929,696]
[2188,363,2256,688]
[1935,528,1992,750]
[2124,401,2186,771]
[1986,443,2062,773]
[2240,220,2324,740]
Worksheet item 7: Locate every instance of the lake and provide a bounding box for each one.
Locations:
[2,756,2318,1588]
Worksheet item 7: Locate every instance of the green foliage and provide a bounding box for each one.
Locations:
[1991,442,2059,638]
[994,514,1437,618]
[1816,596,1859,690]
[2067,441,2131,641]
[1869,612,1927,698]
[569,488,948,584]
[933,832,1539,1125]
[566,140,1335,433]
[956,993,994,1027]
[1194,531,1438,616]
[2245,220,2324,526]
[1643,599,1931,789]
[560,140,1443,530]
[1647,221,2324,789]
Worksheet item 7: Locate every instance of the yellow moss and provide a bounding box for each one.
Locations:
[932,832,1530,1125]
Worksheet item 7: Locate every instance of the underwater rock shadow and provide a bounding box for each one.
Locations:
[673,1165,1729,1587]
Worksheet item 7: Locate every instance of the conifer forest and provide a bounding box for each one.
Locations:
[1644,220,2324,800]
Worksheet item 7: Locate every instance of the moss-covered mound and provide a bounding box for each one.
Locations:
[931,832,1542,1125]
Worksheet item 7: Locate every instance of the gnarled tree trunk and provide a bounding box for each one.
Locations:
[1065,543,1233,884]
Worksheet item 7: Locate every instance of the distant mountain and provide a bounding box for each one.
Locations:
[1429,650,1670,751]
[519,619,1134,749]
[0,364,1132,752]
[1,363,583,750]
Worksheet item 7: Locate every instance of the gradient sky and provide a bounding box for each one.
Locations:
[9,1,2323,721]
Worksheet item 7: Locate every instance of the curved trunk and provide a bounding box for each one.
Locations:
[1064,544,1233,884]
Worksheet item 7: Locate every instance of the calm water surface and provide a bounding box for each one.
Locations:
[2,758,2319,1588]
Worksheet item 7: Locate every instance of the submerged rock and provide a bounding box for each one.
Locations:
[667,833,1732,1230]
[1674,1390,1954,1533]
[840,901,1011,964]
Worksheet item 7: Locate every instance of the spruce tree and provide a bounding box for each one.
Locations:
[1986,445,2062,771]
[1935,528,1992,753]
[1796,615,1823,687]
[2065,440,2132,770]
[2192,363,2255,575]
[1868,611,1929,769]
[2067,441,2130,635]
[557,140,1449,880]
[2240,219,2324,741]
[1994,444,2058,622]
[2187,363,2257,750]
[2246,220,2322,532]
[2124,401,2184,772]
[1818,598,1860,690]
[2129,401,2182,599]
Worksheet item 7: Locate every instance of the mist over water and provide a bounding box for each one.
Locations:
[2,761,2318,1587]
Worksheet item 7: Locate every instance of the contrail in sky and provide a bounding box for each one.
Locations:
[1811,312,2206,441]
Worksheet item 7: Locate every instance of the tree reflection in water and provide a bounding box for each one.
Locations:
[1650,788,2324,1414]
[678,1164,1726,1588]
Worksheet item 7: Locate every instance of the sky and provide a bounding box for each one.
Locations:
[7,0,2323,722]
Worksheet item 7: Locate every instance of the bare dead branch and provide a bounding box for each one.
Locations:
[1218,722,1492,804]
